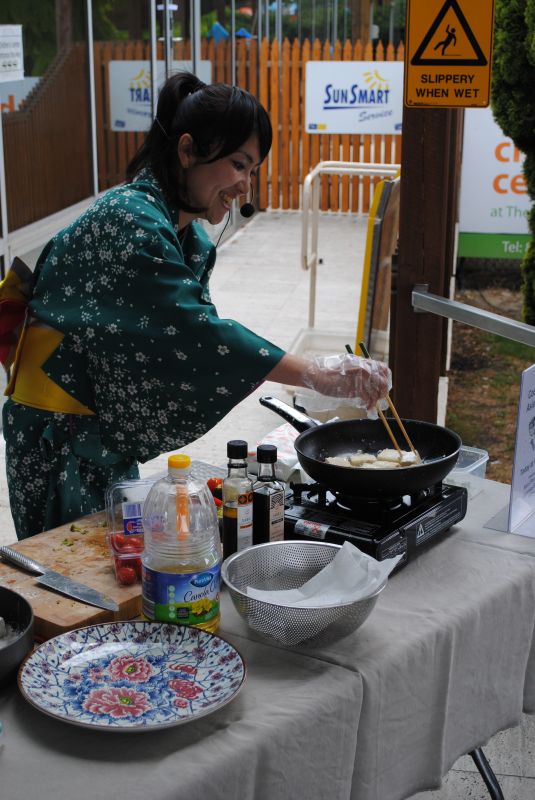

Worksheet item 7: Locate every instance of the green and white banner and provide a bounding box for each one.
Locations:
[458,107,530,259]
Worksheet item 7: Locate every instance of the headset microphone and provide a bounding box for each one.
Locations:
[239,202,255,218]
[239,185,255,218]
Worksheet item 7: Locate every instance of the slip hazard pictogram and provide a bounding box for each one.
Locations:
[405,0,495,107]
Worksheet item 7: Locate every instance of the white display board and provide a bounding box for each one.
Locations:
[305,61,403,135]
[0,25,24,83]
[109,61,213,132]
[458,106,530,259]
[508,364,535,536]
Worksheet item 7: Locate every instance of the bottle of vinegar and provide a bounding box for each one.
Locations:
[141,454,222,633]
[253,444,285,545]
[222,440,253,559]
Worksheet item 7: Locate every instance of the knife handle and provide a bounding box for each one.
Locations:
[0,546,45,576]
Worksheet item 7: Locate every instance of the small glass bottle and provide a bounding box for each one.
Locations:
[222,440,254,559]
[253,444,285,545]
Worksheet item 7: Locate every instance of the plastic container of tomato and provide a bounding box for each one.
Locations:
[106,477,162,586]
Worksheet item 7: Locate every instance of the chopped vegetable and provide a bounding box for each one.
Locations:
[70,523,89,534]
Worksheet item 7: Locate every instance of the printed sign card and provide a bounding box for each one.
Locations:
[508,363,535,536]
[484,363,535,536]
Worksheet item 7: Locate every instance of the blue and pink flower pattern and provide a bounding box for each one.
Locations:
[19,622,246,730]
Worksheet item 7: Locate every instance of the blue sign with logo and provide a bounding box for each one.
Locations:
[305,61,404,135]
[109,60,212,132]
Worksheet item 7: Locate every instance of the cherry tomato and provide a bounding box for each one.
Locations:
[116,565,137,585]
[126,536,144,552]
[213,496,223,507]
[111,532,127,550]
[207,478,223,492]
[133,557,143,579]
[120,543,139,555]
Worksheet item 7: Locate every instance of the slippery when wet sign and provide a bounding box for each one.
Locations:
[404,0,495,107]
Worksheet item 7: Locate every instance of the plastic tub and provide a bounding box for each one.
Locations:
[449,445,489,478]
[445,445,489,499]
[106,478,156,586]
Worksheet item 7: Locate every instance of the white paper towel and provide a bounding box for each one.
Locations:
[247,542,401,607]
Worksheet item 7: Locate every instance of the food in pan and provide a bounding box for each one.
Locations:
[377,448,421,465]
[325,448,422,469]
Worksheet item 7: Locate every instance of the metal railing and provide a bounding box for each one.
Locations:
[301,161,400,327]
[412,285,535,348]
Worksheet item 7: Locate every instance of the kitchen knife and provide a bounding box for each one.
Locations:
[0,546,119,612]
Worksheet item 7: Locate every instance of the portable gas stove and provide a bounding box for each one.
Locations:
[284,482,468,571]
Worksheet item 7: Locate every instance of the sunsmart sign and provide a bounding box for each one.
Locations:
[109,61,212,131]
[305,61,403,135]
[405,0,495,107]
[459,107,530,259]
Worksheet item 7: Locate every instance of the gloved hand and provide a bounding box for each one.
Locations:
[302,353,392,416]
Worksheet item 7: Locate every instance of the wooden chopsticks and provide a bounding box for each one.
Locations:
[345,343,418,457]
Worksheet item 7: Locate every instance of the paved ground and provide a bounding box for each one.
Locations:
[1,209,533,799]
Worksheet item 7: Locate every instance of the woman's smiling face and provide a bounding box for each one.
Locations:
[178,133,261,226]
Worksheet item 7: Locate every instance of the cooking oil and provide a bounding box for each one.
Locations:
[141,454,222,633]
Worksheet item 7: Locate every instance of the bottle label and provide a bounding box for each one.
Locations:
[142,564,220,624]
[268,491,285,541]
[121,501,144,536]
[237,493,253,549]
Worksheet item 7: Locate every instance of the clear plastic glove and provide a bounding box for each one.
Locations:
[302,354,392,419]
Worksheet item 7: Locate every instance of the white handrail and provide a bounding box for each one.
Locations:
[301,161,400,328]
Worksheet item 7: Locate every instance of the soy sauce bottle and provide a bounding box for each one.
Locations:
[252,444,285,545]
[222,440,254,559]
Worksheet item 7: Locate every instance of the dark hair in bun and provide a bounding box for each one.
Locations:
[126,72,272,211]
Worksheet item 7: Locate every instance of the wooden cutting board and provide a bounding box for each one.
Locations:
[0,512,142,641]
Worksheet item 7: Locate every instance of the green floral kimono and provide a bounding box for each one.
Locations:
[3,169,284,539]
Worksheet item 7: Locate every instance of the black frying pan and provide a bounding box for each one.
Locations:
[260,396,461,499]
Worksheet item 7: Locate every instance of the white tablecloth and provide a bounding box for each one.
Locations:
[0,635,362,800]
[2,479,535,800]
[222,480,535,800]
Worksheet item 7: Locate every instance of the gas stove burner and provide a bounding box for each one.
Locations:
[334,493,406,518]
[284,481,468,570]
[334,482,446,517]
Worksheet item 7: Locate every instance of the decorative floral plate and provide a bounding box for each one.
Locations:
[18,622,246,732]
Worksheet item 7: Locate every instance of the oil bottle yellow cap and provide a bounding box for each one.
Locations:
[168,454,191,469]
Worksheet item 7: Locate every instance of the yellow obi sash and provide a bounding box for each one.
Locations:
[6,322,95,416]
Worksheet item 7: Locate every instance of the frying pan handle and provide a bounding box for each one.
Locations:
[259,396,319,433]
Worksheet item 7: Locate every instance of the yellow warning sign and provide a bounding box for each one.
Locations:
[405,0,495,107]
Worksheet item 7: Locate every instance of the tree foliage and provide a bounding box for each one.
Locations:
[1,0,124,75]
[492,0,535,324]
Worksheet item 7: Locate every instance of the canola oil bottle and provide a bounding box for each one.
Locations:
[141,454,222,633]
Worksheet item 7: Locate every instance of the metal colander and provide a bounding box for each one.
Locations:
[221,540,386,648]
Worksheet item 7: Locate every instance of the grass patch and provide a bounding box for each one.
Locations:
[481,332,535,362]
[446,299,534,484]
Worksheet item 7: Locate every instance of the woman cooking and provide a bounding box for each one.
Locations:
[1,72,391,540]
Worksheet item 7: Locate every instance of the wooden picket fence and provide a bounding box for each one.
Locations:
[4,37,404,232]
[3,43,93,232]
[94,37,404,214]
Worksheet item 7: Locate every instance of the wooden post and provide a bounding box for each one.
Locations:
[390,106,464,422]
